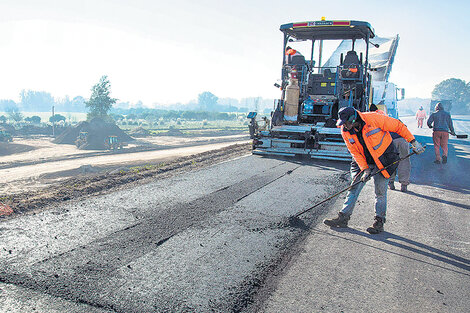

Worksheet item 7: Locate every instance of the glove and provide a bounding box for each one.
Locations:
[410,140,425,154]
[360,168,371,182]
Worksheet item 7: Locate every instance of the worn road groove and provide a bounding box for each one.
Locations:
[0,160,313,311]
[0,154,350,312]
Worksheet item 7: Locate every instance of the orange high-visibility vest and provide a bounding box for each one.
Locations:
[341,111,415,178]
[285,49,301,64]
[286,49,298,56]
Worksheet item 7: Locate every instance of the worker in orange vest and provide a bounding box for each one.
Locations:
[285,46,302,64]
[415,106,427,128]
[324,107,424,234]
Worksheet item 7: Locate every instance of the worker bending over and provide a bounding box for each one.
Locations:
[324,107,424,234]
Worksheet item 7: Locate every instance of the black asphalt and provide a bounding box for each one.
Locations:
[0,155,349,312]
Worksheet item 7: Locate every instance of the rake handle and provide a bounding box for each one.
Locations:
[294,150,418,218]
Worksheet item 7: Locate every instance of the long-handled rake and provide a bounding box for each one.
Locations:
[289,148,421,223]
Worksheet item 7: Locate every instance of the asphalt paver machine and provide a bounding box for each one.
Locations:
[250,19,377,161]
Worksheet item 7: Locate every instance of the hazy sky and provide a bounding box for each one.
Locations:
[0,0,468,106]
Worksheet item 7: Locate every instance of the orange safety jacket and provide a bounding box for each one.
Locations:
[286,48,299,56]
[341,111,415,178]
[285,49,301,64]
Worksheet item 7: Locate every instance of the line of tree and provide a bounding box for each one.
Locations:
[49,114,66,123]
[25,116,41,124]
[0,77,273,123]
[0,93,86,113]
[110,108,238,121]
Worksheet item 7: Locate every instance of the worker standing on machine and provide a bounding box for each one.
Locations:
[427,102,456,164]
[415,106,427,128]
[323,107,425,234]
[285,46,302,64]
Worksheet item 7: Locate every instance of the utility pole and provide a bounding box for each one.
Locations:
[52,105,55,137]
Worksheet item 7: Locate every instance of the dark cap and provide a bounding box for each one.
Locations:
[337,107,357,126]
[369,103,379,112]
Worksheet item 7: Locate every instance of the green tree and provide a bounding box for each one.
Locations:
[19,90,55,112]
[432,78,470,113]
[49,114,66,123]
[198,91,218,111]
[6,105,23,122]
[0,99,16,112]
[25,116,41,124]
[109,113,124,122]
[86,75,117,120]
[71,96,86,112]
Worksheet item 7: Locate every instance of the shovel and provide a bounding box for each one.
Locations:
[449,132,468,139]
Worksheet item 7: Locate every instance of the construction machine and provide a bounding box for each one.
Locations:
[75,131,88,148]
[323,34,404,118]
[104,135,123,150]
[249,19,402,161]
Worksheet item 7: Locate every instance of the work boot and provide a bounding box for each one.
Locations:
[442,156,447,164]
[323,212,350,228]
[401,184,408,192]
[366,216,384,234]
[388,181,396,190]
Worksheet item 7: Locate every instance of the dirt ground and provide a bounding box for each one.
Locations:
[0,141,251,217]
[0,133,249,198]
[0,142,36,156]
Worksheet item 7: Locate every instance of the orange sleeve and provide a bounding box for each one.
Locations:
[372,114,415,142]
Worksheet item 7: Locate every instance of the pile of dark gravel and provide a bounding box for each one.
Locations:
[53,117,133,149]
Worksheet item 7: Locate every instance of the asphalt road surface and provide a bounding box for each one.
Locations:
[0,153,350,312]
[259,115,470,313]
[1,116,468,312]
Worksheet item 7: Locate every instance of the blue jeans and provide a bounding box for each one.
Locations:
[340,164,389,221]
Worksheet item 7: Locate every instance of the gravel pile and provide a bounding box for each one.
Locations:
[130,127,151,137]
[53,118,133,150]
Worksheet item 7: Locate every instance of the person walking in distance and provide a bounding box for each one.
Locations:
[388,132,411,192]
[415,106,427,128]
[323,107,424,234]
[427,102,455,164]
